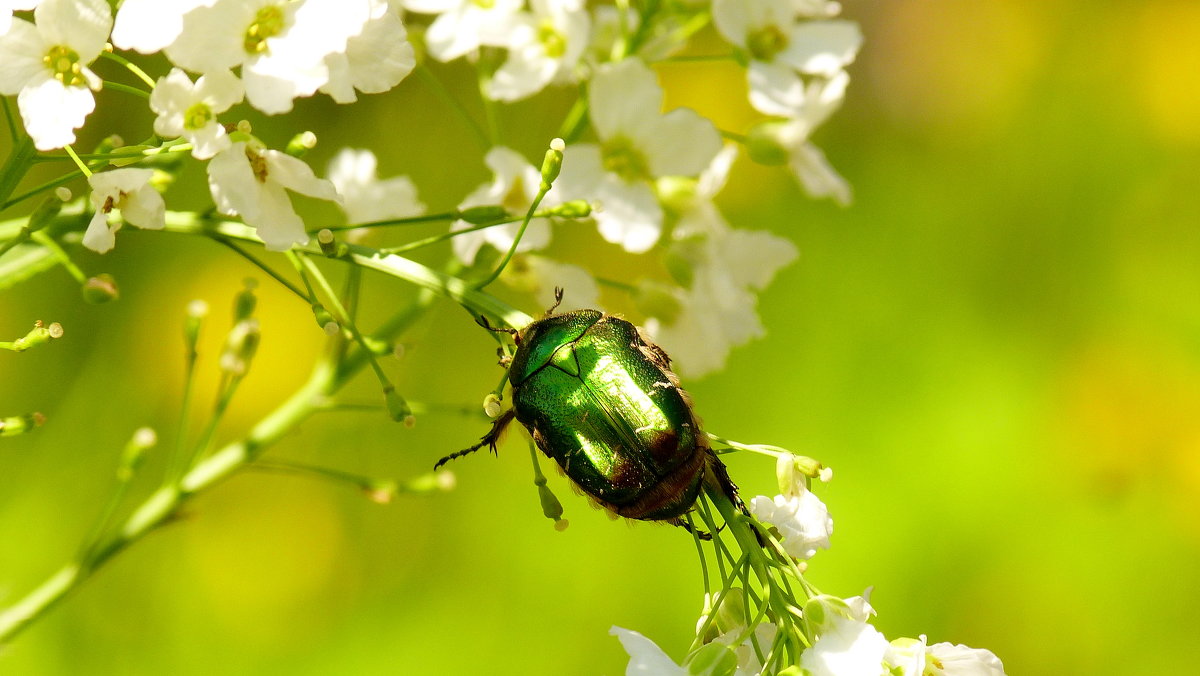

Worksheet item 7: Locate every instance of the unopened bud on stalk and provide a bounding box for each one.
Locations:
[233,278,257,321]
[483,393,502,418]
[317,228,337,256]
[82,274,119,304]
[219,318,260,376]
[311,303,335,330]
[745,120,791,167]
[459,205,509,224]
[184,299,208,355]
[540,137,565,190]
[0,412,45,437]
[118,427,157,480]
[550,200,591,218]
[286,131,317,157]
[5,321,63,351]
[364,479,397,504]
[383,385,412,423]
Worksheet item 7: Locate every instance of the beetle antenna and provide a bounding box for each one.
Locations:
[434,410,516,469]
[545,287,564,316]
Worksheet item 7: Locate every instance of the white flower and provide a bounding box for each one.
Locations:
[713,0,860,116]
[406,0,523,62]
[149,68,243,159]
[83,168,165,254]
[800,616,890,676]
[781,121,851,205]
[0,2,38,33]
[320,0,415,103]
[501,255,599,311]
[886,636,928,676]
[0,0,111,150]
[925,642,1007,676]
[207,141,341,251]
[750,483,832,559]
[609,626,687,676]
[554,58,721,253]
[484,0,589,102]
[165,0,373,114]
[449,146,554,264]
[327,148,424,224]
[111,0,216,54]
[642,147,797,377]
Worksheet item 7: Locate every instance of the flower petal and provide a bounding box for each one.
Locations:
[0,19,47,95]
[18,75,95,150]
[35,0,112,63]
[781,19,862,76]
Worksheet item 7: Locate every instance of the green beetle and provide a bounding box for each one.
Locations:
[437,294,744,529]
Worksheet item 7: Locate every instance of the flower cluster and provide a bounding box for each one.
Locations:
[613,446,1007,676]
[0,0,860,377]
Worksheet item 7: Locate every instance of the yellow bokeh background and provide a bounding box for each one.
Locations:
[3,1,1200,673]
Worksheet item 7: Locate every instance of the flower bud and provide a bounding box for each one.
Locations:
[219,318,260,377]
[683,642,738,676]
[317,228,338,256]
[0,412,45,437]
[745,121,791,167]
[550,199,592,218]
[656,175,697,216]
[540,138,565,190]
[118,427,157,480]
[459,205,510,224]
[233,278,257,321]
[383,385,412,423]
[286,131,317,157]
[6,321,63,351]
[184,299,208,355]
[311,303,335,330]
[28,193,64,233]
[364,479,397,504]
[81,274,119,304]
[483,393,502,418]
[713,587,748,635]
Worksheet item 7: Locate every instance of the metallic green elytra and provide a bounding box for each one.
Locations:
[437,302,744,528]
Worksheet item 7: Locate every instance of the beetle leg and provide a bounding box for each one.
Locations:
[434,409,517,469]
[677,518,714,541]
[475,314,519,339]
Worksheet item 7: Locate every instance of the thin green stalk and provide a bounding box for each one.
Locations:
[101,81,151,99]
[3,170,83,209]
[473,188,551,289]
[2,97,18,142]
[0,283,441,642]
[99,51,156,88]
[30,231,87,283]
[295,252,394,400]
[416,65,490,151]
[377,211,554,256]
[215,239,310,303]
[558,86,590,143]
[0,134,36,205]
[156,213,532,328]
[310,210,461,234]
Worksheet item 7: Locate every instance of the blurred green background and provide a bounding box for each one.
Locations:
[3,0,1200,673]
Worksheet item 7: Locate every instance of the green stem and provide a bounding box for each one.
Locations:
[377,211,556,256]
[473,187,551,290]
[101,81,151,99]
[215,239,310,303]
[0,278,440,643]
[99,51,157,88]
[0,134,36,205]
[30,231,87,283]
[310,210,461,234]
[416,65,490,151]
